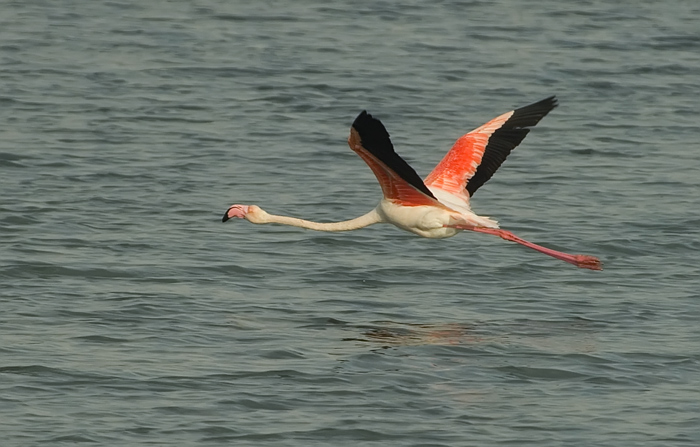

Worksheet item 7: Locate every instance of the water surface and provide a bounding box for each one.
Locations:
[2,1,699,445]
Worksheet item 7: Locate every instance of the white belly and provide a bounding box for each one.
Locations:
[375,200,459,239]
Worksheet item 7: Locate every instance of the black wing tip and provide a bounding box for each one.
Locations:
[352,110,386,134]
[538,95,558,112]
[352,110,370,125]
[354,109,369,122]
[506,95,559,129]
[351,110,393,151]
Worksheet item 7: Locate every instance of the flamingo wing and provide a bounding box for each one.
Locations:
[425,96,558,198]
[349,111,445,207]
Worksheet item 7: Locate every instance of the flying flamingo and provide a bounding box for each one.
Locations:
[223,96,602,270]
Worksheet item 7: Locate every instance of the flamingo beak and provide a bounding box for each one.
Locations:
[222,205,249,222]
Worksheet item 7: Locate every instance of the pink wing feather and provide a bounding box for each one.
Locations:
[424,110,514,196]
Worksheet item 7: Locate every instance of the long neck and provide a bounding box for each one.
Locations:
[260,208,383,232]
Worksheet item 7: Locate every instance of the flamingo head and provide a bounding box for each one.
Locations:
[222,204,250,222]
[222,204,267,223]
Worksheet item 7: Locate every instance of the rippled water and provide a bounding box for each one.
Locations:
[2,1,699,445]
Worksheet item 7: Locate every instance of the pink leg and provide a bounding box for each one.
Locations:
[449,225,602,271]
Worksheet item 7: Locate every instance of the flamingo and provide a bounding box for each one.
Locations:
[223,96,602,270]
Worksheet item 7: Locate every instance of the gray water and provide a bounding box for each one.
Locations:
[2,1,699,445]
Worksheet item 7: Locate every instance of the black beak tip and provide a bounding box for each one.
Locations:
[222,211,230,223]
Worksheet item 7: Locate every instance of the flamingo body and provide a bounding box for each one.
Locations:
[223,97,602,270]
[374,200,459,239]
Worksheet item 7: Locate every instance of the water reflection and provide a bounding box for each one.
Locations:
[346,319,599,353]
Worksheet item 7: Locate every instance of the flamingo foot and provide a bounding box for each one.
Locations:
[571,255,603,271]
